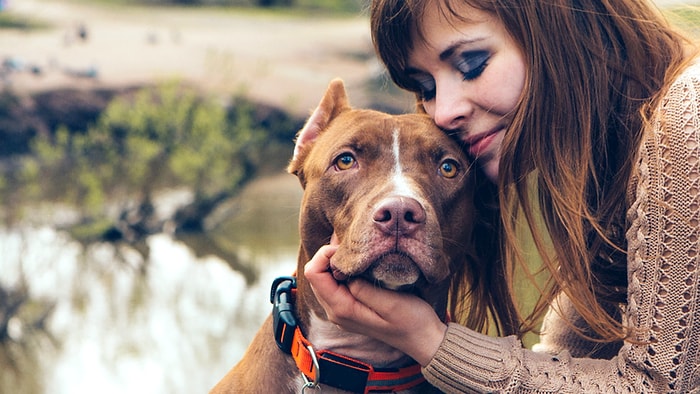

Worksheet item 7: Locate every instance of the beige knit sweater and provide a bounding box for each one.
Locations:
[422,62,700,393]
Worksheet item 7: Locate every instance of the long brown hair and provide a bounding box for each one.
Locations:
[371,0,694,341]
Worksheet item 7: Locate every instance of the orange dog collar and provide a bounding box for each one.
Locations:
[270,276,427,393]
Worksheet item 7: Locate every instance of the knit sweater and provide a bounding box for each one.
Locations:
[421,62,700,393]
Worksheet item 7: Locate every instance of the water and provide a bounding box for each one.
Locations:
[0,172,301,394]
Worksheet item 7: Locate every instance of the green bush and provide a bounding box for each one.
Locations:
[665,6,700,38]
[0,13,49,30]
[22,82,269,217]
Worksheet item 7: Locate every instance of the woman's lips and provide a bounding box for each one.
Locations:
[464,127,502,158]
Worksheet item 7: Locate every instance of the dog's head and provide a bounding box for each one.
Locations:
[289,79,476,302]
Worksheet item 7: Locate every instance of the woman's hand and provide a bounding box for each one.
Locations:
[304,244,447,366]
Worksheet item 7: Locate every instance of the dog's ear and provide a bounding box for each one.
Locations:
[288,78,351,178]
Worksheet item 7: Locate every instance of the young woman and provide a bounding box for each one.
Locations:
[305,0,700,392]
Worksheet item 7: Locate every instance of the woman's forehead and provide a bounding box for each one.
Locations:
[411,0,494,40]
[409,4,497,54]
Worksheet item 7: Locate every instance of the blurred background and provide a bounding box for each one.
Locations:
[0,0,697,393]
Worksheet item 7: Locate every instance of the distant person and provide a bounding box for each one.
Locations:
[77,23,88,42]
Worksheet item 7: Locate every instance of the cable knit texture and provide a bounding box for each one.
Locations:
[422,63,700,393]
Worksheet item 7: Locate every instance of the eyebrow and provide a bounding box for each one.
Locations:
[440,38,486,61]
[439,45,459,61]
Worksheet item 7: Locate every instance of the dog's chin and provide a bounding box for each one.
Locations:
[364,275,423,294]
[368,252,422,291]
[331,253,424,293]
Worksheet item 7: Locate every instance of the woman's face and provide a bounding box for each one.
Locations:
[406,4,526,182]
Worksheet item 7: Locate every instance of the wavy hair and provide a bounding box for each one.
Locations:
[370,0,694,341]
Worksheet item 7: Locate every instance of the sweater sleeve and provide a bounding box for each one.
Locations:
[422,64,700,393]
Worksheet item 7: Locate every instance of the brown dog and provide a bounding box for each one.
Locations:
[210,79,477,393]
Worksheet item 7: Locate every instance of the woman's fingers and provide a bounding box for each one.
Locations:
[346,279,404,322]
[303,245,345,300]
[304,246,383,327]
[347,278,447,365]
[303,244,337,277]
[303,245,358,318]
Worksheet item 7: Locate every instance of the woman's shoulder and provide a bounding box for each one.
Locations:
[678,57,700,77]
[652,58,700,124]
[663,58,700,99]
[634,58,700,196]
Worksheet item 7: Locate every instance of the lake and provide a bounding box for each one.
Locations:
[0,171,302,394]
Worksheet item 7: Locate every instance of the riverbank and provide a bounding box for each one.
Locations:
[0,0,413,117]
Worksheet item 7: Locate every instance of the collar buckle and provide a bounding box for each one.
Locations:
[270,276,297,353]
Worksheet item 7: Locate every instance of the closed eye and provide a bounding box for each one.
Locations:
[455,50,490,81]
[408,72,436,101]
[405,50,490,101]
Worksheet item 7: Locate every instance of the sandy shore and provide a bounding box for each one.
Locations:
[0,0,391,115]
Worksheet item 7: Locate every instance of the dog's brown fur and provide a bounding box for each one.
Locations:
[210,79,477,393]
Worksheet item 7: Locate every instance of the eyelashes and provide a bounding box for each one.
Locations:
[456,50,490,81]
[409,50,491,101]
[413,76,437,101]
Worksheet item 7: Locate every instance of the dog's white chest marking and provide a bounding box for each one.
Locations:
[306,312,407,366]
[391,129,418,199]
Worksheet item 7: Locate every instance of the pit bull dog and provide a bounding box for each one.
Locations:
[210,79,478,393]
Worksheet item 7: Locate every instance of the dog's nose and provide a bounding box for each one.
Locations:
[373,196,426,235]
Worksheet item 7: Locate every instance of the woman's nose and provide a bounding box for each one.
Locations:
[430,83,473,130]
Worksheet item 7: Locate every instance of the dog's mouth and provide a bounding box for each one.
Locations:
[330,252,424,293]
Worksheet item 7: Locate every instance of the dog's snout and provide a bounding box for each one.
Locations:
[373,197,425,235]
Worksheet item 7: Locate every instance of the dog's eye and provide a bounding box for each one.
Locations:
[439,159,459,178]
[334,153,356,171]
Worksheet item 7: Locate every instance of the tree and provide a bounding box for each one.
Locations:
[23,82,292,242]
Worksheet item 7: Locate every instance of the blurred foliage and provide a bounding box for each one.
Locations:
[0,284,55,394]
[0,82,300,236]
[0,12,49,30]
[665,6,700,38]
[24,82,248,211]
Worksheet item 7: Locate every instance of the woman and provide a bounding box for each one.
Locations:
[305,0,700,392]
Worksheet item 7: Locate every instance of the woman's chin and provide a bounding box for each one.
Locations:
[480,158,499,183]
